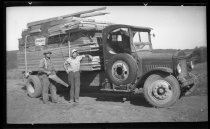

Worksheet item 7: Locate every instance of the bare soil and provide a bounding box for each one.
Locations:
[7,79,207,123]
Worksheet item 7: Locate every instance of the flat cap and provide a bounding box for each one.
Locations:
[72,49,78,54]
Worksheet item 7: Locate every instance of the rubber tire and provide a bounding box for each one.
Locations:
[106,53,138,86]
[26,75,43,98]
[143,74,180,108]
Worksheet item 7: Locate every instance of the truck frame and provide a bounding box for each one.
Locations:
[17,8,197,108]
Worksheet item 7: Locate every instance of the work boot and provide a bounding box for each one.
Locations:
[43,101,50,105]
[74,99,79,103]
[51,95,58,103]
[69,100,74,103]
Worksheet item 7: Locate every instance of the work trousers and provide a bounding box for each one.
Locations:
[38,74,57,103]
[68,71,80,101]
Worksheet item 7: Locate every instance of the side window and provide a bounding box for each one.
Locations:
[111,35,122,42]
[106,27,130,54]
[132,30,151,50]
[133,32,140,44]
[112,35,117,41]
[117,35,122,41]
[140,32,149,42]
[133,31,149,43]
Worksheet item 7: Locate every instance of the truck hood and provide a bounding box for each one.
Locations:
[136,50,188,60]
[136,51,174,60]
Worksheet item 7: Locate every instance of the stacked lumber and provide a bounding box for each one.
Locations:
[17,46,103,71]
[18,17,111,51]
[17,7,110,72]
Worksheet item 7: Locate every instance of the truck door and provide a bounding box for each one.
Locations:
[102,26,132,67]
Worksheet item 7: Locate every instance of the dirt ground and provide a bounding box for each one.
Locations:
[7,78,207,123]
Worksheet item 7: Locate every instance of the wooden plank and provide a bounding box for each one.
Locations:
[18,45,99,58]
[27,7,106,27]
[50,17,75,27]
[48,30,65,36]
[60,7,106,19]
[30,25,42,30]
[18,41,100,52]
[17,58,97,64]
[17,51,100,63]
[17,45,99,56]
[21,29,30,37]
[17,56,101,63]
[30,29,41,34]
[80,12,109,18]
[73,17,113,24]
[18,65,101,71]
[17,55,100,62]
[48,24,64,32]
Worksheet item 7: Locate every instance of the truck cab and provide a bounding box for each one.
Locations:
[102,24,197,107]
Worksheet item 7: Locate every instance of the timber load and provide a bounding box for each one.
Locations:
[17,7,112,72]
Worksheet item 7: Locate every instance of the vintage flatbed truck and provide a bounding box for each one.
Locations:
[17,7,197,107]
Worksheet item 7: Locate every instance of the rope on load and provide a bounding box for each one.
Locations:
[58,34,68,62]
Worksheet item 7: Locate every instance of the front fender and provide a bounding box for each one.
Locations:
[136,67,173,88]
[148,67,173,73]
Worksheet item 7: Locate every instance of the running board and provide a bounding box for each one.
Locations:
[100,88,144,94]
[100,88,131,92]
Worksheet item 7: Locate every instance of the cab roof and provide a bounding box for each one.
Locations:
[106,24,153,31]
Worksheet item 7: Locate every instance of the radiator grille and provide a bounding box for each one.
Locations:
[145,64,171,71]
[179,59,188,77]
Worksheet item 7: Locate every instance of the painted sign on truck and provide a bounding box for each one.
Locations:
[35,37,46,46]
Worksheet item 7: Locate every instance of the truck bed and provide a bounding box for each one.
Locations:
[17,45,103,72]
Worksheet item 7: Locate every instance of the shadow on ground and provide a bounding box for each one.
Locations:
[56,83,152,107]
[18,79,151,107]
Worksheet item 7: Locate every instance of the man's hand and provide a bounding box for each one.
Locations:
[66,70,69,74]
[85,54,93,61]
[88,55,93,61]
[46,71,52,75]
[52,71,57,75]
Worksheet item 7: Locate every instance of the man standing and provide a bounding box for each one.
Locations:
[64,49,92,103]
[39,51,58,104]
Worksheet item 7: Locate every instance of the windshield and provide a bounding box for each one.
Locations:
[132,31,152,51]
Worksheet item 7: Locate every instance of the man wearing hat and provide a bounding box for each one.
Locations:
[64,49,92,103]
[39,51,58,104]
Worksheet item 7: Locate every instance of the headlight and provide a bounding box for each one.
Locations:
[177,63,182,74]
[190,61,194,69]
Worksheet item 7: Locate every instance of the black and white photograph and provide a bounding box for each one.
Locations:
[6,5,207,124]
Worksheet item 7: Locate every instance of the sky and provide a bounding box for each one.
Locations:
[6,6,206,51]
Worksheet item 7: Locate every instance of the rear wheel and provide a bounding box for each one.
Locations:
[26,75,42,98]
[143,74,180,108]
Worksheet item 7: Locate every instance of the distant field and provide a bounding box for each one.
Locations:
[7,50,18,70]
[191,62,208,96]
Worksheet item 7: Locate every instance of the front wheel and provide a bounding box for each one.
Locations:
[143,74,180,108]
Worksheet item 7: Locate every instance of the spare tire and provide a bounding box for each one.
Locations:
[26,75,42,98]
[106,53,138,86]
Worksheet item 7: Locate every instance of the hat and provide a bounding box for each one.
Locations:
[43,51,52,55]
[72,49,78,54]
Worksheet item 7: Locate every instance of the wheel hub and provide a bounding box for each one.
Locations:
[151,80,172,100]
[157,87,165,95]
[112,60,129,82]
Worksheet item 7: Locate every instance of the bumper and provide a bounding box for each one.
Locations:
[178,73,198,87]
